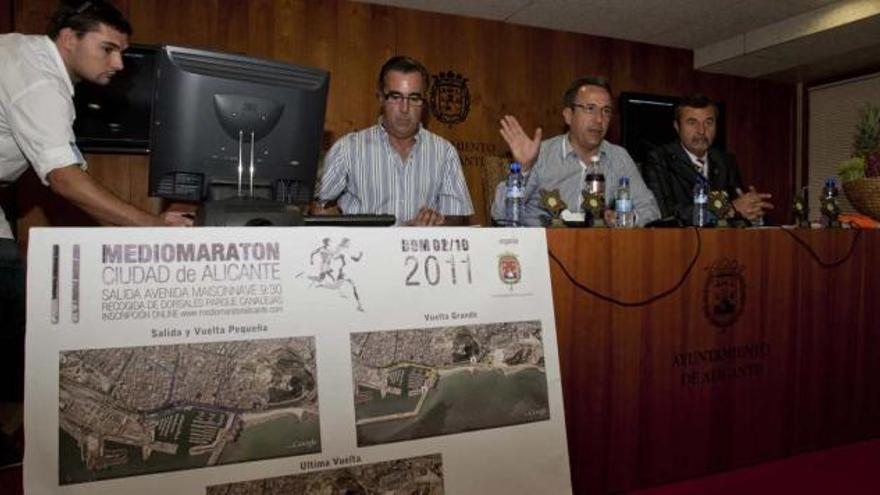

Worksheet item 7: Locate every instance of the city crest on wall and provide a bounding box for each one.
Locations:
[430,71,470,125]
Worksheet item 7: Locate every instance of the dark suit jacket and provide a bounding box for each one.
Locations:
[642,142,744,225]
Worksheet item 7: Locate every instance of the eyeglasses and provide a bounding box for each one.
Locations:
[571,103,614,118]
[383,91,426,106]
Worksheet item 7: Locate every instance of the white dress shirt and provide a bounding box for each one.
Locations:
[0,34,86,238]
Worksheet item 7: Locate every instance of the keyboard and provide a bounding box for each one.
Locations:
[303,214,396,227]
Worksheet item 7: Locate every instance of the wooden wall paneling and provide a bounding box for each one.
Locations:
[469,22,567,224]
[544,231,586,489]
[85,154,132,203]
[791,230,828,451]
[792,231,847,450]
[694,72,795,226]
[577,228,617,493]
[13,0,798,234]
[745,230,797,462]
[725,232,789,467]
[865,235,880,439]
[519,26,576,137]
[243,0,279,59]
[606,39,691,144]
[631,230,693,487]
[128,0,242,50]
[633,229,712,486]
[850,235,878,438]
[15,167,97,252]
[1,0,13,33]
[789,231,880,452]
[453,14,507,220]
[86,154,159,214]
[830,231,874,442]
[548,229,615,493]
[119,155,159,214]
[571,32,614,89]
[393,8,506,226]
[604,229,655,490]
[821,232,877,445]
[668,230,733,478]
[13,0,52,34]
[549,230,880,494]
[323,1,391,139]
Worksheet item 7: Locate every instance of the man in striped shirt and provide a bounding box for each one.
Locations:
[315,56,473,226]
[491,76,660,226]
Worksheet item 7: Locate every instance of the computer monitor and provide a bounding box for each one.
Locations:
[73,45,157,154]
[149,45,329,206]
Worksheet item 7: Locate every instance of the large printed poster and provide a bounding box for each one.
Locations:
[25,227,571,494]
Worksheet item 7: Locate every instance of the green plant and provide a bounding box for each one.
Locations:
[853,104,880,158]
[837,156,865,183]
[839,104,880,183]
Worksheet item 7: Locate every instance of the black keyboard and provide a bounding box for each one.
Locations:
[303,214,396,227]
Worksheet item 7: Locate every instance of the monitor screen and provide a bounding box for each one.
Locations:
[149,45,329,205]
[619,92,726,166]
[73,45,157,154]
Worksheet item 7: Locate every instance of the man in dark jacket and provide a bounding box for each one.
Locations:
[642,94,772,225]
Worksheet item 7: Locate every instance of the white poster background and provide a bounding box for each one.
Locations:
[25,227,570,494]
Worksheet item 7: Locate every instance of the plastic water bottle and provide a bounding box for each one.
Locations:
[505,162,524,227]
[615,176,635,228]
[693,180,709,227]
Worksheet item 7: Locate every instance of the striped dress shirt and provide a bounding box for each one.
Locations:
[317,123,474,225]
[491,134,660,226]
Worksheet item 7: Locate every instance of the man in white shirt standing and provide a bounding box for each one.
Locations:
[0,0,191,447]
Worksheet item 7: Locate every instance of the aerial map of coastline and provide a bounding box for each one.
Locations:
[351,321,549,446]
[58,337,319,484]
[207,454,444,494]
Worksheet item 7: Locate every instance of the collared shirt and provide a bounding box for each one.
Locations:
[681,143,709,178]
[491,134,660,226]
[317,122,474,225]
[0,34,86,239]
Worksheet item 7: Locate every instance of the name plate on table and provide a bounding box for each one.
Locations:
[24,227,571,495]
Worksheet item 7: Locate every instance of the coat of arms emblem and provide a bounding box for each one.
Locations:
[498,252,521,288]
[703,258,745,329]
[430,71,470,125]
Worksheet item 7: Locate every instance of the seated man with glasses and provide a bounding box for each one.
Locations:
[490,76,660,226]
[315,56,473,226]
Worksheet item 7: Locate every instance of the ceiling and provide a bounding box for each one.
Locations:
[355,0,880,84]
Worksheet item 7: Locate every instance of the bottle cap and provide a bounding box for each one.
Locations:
[510,162,521,173]
[619,176,629,187]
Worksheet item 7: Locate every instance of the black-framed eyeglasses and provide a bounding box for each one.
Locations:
[383,91,426,106]
[571,103,614,118]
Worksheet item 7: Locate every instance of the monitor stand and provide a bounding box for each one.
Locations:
[196,197,303,226]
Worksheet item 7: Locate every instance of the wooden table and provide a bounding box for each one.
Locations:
[547,228,880,493]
